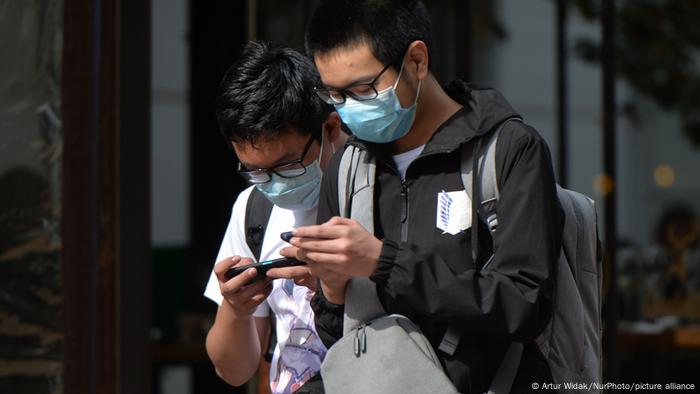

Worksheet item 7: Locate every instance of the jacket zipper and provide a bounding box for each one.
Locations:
[396,150,456,244]
[400,181,409,242]
[373,146,457,244]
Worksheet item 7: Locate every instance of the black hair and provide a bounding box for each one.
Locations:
[305,0,433,71]
[216,41,333,144]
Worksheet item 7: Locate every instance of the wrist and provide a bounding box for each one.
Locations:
[222,298,256,320]
[321,279,348,304]
[369,238,398,286]
[361,237,383,277]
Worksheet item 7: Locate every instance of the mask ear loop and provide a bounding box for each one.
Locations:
[321,126,336,156]
[319,126,337,167]
[392,58,407,89]
[320,127,326,156]
[393,56,422,106]
[413,79,422,105]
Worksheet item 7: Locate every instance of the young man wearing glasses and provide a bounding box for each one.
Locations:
[203,41,346,394]
[280,0,563,392]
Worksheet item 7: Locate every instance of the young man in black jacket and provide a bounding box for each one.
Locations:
[280,0,563,392]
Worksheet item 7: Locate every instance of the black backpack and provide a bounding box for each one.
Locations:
[244,187,276,362]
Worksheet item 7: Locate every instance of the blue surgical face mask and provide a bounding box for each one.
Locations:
[254,132,330,211]
[335,60,422,143]
[255,159,322,211]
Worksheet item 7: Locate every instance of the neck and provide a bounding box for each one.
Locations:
[389,74,462,155]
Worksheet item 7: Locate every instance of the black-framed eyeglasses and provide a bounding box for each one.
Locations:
[313,60,396,105]
[237,134,316,184]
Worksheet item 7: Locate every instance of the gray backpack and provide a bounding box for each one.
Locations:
[321,119,602,393]
[460,119,603,391]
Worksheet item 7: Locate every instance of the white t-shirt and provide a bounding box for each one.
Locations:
[204,185,327,394]
[392,144,425,180]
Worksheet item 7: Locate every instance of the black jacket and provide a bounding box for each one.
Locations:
[311,82,563,393]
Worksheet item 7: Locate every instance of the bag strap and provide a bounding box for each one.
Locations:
[485,343,524,394]
[338,146,386,334]
[460,118,520,237]
[244,187,276,362]
[264,316,277,362]
[439,119,512,358]
[456,117,524,394]
[245,187,274,263]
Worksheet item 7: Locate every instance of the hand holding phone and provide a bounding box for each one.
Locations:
[213,255,273,318]
[224,257,305,283]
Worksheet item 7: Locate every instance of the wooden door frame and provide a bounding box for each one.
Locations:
[62,0,151,393]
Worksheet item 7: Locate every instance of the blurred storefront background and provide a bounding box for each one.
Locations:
[1,1,699,393]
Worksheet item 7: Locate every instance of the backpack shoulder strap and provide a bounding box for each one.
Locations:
[244,188,277,364]
[338,146,356,219]
[452,117,523,394]
[441,119,521,356]
[245,187,274,262]
[338,145,376,227]
[337,145,386,334]
[460,117,521,235]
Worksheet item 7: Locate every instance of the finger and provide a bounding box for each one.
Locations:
[291,237,348,253]
[248,293,268,305]
[215,256,258,283]
[293,276,317,291]
[242,291,270,310]
[240,276,273,293]
[236,257,256,266]
[292,223,349,240]
[326,216,353,226]
[266,265,311,279]
[280,245,302,259]
[220,267,260,293]
[246,282,273,305]
[305,260,339,279]
[281,246,317,265]
[303,260,323,277]
[230,277,272,301]
[302,251,347,267]
[214,256,242,278]
[304,258,345,275]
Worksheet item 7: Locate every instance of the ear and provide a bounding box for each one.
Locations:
[406,40,429,81]
[322,112,342,143]
[319,112,347,169]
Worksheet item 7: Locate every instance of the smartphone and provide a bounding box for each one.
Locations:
[224,257,305,282]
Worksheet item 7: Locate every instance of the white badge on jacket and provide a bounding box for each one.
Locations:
[436,190,472,235]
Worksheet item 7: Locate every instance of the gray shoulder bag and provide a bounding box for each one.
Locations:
[320,147,459,394]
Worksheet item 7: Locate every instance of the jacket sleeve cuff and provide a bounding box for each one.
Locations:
[311,287,345,348]
[370,239,399,287]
